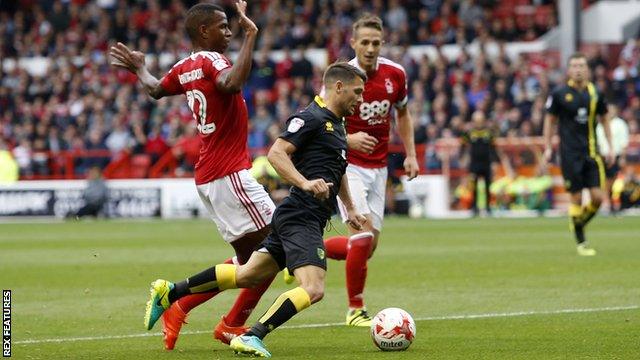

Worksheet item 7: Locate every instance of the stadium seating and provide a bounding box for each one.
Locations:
[0,0,638,192]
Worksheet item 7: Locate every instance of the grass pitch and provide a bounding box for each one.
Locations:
[1,216,639,359]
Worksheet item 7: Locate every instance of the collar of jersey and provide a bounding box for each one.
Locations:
[314,95,327,108]
[349,57,378,73]
[314,95,342,123]
[567,79,590,90]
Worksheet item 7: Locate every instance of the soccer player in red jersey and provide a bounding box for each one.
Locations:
[110,1,276,350]
[322,14,419,326]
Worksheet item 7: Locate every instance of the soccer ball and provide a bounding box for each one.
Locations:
[370,308,416,351]
[408,203,424,218]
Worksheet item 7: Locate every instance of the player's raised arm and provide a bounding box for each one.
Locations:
[396,106,419,180]
[110,42,167,100]
[215,0,258,93]
[267,138,333,200]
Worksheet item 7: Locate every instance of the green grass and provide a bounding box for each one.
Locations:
[1,216,639,359]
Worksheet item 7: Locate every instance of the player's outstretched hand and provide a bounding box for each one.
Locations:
[348,131,378,154]
[235,0,258,35]
[303,179,333,200]
[404,155,419,180]
[346,212,367,231]
[110,42,146,74]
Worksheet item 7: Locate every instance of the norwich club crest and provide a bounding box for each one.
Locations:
[325,122,334,132]
[317,248,325,260]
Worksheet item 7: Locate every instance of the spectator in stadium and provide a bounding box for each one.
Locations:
[68,166,108,219]
[0,139,19,184]
[1,0,638,187]
[596,103,630,213]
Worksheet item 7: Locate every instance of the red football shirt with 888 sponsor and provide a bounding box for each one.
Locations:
[346,57,408,168]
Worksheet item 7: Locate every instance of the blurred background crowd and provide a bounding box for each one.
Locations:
[1,0,639,212]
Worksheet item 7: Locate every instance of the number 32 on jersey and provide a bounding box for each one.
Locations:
[186,89,216,135]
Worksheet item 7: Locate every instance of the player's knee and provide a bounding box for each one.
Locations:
[591,193,604,207]
[235,265,267,288]
[302,284,324,304]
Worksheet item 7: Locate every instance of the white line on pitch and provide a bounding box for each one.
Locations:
[14,305,639,345]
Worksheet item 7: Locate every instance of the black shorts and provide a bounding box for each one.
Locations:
[261,197,327,272]
[469,162,492,180]
[605,155,621,179]
[560,154,604,193]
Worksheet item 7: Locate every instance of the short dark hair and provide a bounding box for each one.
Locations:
[323,62,367,85]
[185,3,225,41]
[352,13,383,34]
[567,52,587,65]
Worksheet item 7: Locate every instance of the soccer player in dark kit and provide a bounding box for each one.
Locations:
[142,62,368,357]
[544,53,614,256]
[461,110,498,216]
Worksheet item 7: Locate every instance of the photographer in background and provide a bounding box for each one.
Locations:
[596,103,629,214]
[69,166,109,219]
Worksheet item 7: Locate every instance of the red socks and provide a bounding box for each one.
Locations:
[224,274,276,327]
[324,235,349,260]
[345,232,374,309]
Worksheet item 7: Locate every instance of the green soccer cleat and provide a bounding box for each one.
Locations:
[144,279,174,330]
[346,308,372,327]
[282,268,295,285]
[230,335,271,358]
[577,244,597,256]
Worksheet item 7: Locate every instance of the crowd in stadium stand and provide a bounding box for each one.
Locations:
[0,0,638,179]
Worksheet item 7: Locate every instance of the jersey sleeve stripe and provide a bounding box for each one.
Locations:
[378,57,406,75]
[202,52,221,63]
[395,95,408,109]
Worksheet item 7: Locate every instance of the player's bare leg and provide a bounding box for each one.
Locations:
[232,265,321,357]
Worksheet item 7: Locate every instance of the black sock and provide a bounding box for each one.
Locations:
[168,281,189,303]
[572,217,586,245]
[580,203,599,226]
[168,266,218,303]
[245,323,270,340]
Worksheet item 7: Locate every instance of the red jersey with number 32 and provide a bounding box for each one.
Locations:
[160,51,251,184]
[347,57,408,168]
